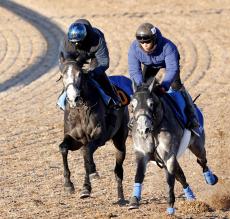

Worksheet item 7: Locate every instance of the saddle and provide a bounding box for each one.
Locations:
[91,75,133,108]
[110,75,133,107]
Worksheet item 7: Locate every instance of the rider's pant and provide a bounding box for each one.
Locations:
[93,72,121,105]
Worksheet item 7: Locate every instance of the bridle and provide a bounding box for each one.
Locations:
[61,61,84,107]
[132,89,165,168]
[132,90,164,133]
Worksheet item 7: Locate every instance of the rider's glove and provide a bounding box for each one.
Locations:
[155,85,166,95]
[88,70,95,77]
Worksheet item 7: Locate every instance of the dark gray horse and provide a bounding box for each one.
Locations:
[129,80,218,214]
[58,59,129,202]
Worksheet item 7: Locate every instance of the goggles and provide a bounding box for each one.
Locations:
[136,35,153,44]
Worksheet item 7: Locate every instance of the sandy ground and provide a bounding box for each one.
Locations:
[0,0,230,218]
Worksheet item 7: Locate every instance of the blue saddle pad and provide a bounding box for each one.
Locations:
[165,89,204,129]
[109,75,133,105]
[89,75,133,107]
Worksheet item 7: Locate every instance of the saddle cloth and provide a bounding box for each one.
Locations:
[109,75,133,106]
[165,88,204,130]
[91,75,133,107]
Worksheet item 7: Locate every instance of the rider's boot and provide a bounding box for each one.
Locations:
[94,72,122,109]
[57,90,66,111]
[180,87,200,136]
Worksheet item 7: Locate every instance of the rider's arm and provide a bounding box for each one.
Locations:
[161,44,180,91]
[128,42,143,86]
[90,37,109,76]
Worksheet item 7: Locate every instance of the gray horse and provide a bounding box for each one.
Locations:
[58,59,129,202]
[129,80,218,214]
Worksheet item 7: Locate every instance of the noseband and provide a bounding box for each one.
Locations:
[134,108,153,122]
[64,66,83,107]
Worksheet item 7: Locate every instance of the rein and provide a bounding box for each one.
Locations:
[132,90,166,168]
[133,99,165,133]
[134,109,153,121]
[65,82,75,91]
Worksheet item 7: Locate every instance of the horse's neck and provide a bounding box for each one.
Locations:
[82,79,104,108]
[160,96,182,128]
[151,94,164,129]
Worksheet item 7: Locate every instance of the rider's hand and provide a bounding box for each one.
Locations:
[155,85,166,95]
[88,70,94,77]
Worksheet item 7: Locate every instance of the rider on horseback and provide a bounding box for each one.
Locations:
[128,22,200,135]
[58,18,121,109]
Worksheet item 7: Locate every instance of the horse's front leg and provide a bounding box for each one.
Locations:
[59,141,75,193]
[165,154,178,215]
[80,143,98,198]
[129,152,148,209]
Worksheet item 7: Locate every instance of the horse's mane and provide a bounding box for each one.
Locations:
[136,83,150,92]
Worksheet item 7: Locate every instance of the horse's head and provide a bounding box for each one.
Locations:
[60,59,84,108]
[131,79,163,138]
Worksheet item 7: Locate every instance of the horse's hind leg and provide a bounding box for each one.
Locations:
[112,126,128,202]
[189,135,218,185]
[164,154,194,215]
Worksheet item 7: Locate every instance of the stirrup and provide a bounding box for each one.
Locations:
[191,127,200,137]
[187,117,200,137]
[108,99,121,109]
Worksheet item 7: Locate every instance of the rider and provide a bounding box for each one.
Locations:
[58,18,121,109]
[128,22,200,135]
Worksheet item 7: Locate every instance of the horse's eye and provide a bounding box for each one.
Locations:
[147,98,154,108]
[131,98,138,109]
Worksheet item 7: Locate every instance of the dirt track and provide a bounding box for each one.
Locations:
[0,1,230,218]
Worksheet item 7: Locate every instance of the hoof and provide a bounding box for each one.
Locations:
[64,183,75,194]
[80,189,90,199]
[212,174,218,185]
[89,172,100,181]
[183,186,196,200]
[116,198,128,206]
[167,207,175,215]
[128,196,139,210]
[204,170,218,185]
[64,186,75,194]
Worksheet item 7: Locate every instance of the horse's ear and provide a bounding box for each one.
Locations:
[148,78,157,93]
[59,53,65,75]
[59,53,66,65]
[132,79,138,93]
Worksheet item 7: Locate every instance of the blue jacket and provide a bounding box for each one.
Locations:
[128,28,180,91]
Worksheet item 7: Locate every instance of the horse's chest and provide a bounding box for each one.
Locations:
[133,134,154,155]
[70,110,103,140]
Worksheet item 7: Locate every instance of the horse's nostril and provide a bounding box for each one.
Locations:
[145,128,149,134]
[138,130,144,135]
[75,96,82,102]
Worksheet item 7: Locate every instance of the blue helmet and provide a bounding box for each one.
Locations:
[67,23,87,43]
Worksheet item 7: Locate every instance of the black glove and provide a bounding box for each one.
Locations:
[155,84,166,95]
[87,70,94,77]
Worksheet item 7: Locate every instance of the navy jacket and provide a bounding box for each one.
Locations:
[128,28,180,91]
[59,21,109,76]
